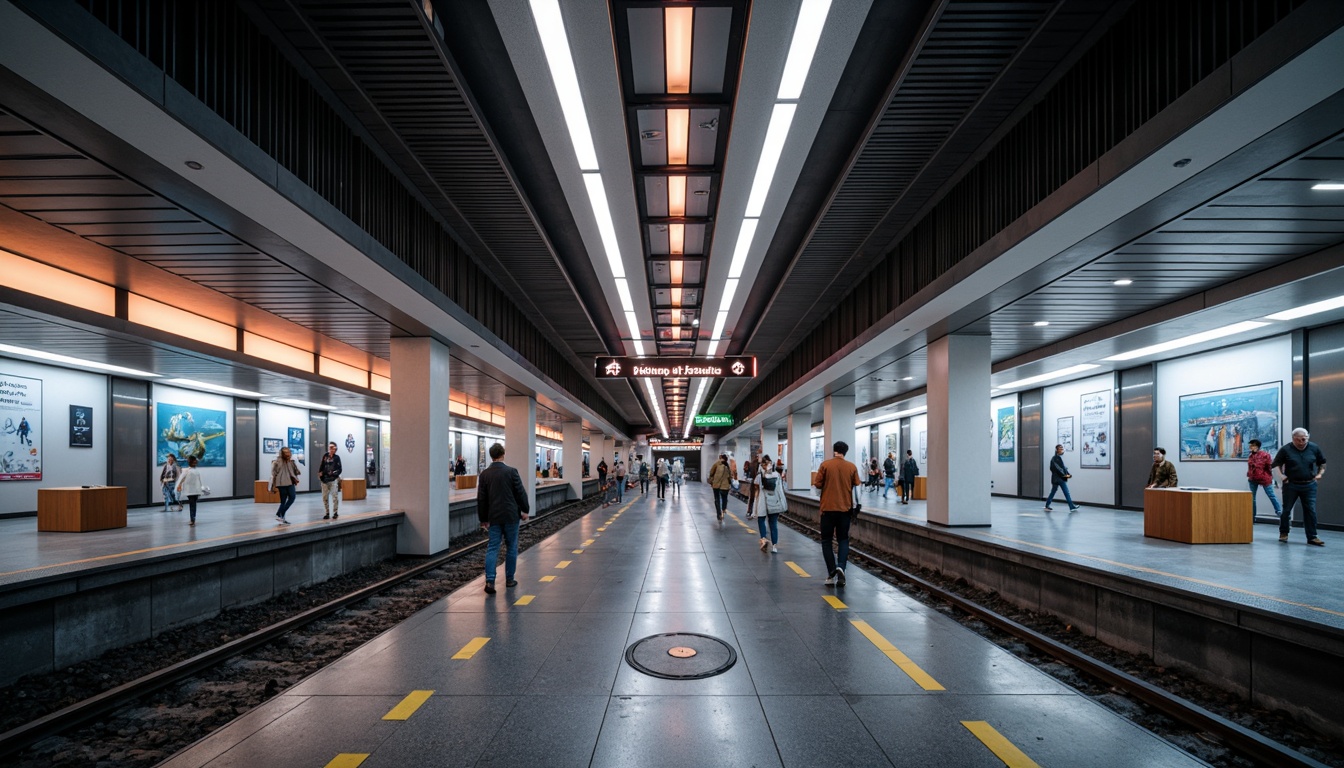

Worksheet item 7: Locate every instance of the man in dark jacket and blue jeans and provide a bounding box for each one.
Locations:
[1272,427,1326,546]
[1045,444,1080,512]
[477,443,530,593]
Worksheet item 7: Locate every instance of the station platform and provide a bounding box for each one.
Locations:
[162,483,1199,768]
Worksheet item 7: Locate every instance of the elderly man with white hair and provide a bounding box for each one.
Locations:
[1271,428,1327,547]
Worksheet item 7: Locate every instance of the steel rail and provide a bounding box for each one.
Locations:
[0,496,597,760]
[781,513,1330,768]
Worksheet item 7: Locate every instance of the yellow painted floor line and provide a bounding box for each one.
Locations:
[583,539,595,546]
[324,754,369,768]
[850,620,944,691]
[785,561,811,578]
[382,690,434,720]
[452,637,490,660]
[515,594,535,605]
[540,575,556,582]
[572,549,585,554]
[598,527,606,531]
[823,595,848,610]
[556,560,572,568]
[961,721,1041,767]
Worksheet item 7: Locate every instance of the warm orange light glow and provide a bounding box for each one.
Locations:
[244,332,315,372]
[370,373,391,394]
[667,108,689,164]
[319,356,369,388]
[670,260,683,285]
[492,413,508,426]
[672,309,682,326]
[2,249,116,316]
[128,295,236,350]
[669,223,684,255]
[672,327,682,340]
[671,287,683,306]
[668,175,687,217]
[664,7,693,94]
[450,400,469,416]
[469,406,491,422]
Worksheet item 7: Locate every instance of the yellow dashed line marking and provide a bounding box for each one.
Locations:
[572,549,585,554]
[598,527,607,531]
[556,560,572,568]
[785,561,810,578]
[961,721,1041,767]
[850,620,944,691]
[515,595,535,605]
[382,690,434,720]
[324,755,369,768]
[451,637,490,660]
[823,595,848,610]
[540,575,556,582]
[583,539,595,546]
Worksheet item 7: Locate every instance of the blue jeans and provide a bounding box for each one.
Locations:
[713,488,729,516]
[276,485,297,518]
[820,512,850,576]
[616,478,625,501]
[1046,481,1075,509]
[163,484,179,511]
[1281,481,1318,539]
[485,520,520,583]
[883,476,894,497]
[1248,480,1281,517]
[757,513,779,544]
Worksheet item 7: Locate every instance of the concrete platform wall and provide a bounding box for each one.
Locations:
[785,495,1344,742]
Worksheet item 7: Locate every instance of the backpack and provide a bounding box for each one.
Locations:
[761,475,777,492]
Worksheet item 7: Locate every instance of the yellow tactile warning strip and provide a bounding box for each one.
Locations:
[822,595,848,610]
[382,690,434,721]
[785,561,811,578]
[451,637,490,660]
[324,753,369,768]
[540,575,556,582]
[515,595,535,605]
[961,721,1041,767]
[850,619,944,691]
[556,560,572,569]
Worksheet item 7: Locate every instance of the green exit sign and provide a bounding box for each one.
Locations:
[693,413,734,427]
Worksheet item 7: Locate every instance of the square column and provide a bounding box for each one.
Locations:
[505,395,537,516]
[602,436,615,468]
[390,337,452,555]
[824,395,855,461]
[788,411,812,490]
[563,421,584,500]
[927,334,992,527]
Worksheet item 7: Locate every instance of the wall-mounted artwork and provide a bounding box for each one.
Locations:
[157,404,228,466]
[0,373,42,480]
[884,432,898,455]
[1079,389,1111,468]
[288,427,306,465]
[1057,416,1074,452]
[69,404,93,448]
[919,431,927,468]
[996,406,1015,462]
[1178,382,1281,461]
[262,438,283,454]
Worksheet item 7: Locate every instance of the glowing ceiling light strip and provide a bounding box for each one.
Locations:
[668,175,687,217]
[706,339,720,356]
[727,218,758,278]
[667,108,690,165]
[1102,321,1268,362]
[671,308,681,326]
[664,7,694,94]
[529,0,599,170]
[625,311,642,343]
[856,407,927,428]
[777,0,832,99]
[711,310,729,340]
[995,364,1102,390]
[274,397,335,411]
[583,173,625,278]
[1266,294,1344,321]
[0,343,158,378]
[670,262,684,286]
[670,286,683,306]
[719,278,740,311]
[744,103,796,217]
[669,223,685,255]
[163,378,267,398]
[615,278,636,312]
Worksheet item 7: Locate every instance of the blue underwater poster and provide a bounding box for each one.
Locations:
[288,427,306,465]
[1179,383,1280,461]
[157,403,228,466]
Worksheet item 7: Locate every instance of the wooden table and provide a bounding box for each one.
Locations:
[254,480,280,503]
[37,486,128,532]
[455,475,477,490]
[1143,488,1252,544]
[911,476,927,500]
[341,478,367,500]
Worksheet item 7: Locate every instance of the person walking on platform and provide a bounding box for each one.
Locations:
[1245,439,1281,520]
[477,442,530,593]
[638,457,651,494]
[814,441,860,586]
[160,453,182,512]
[755,456,786,553]
[614,459,627,502]
[1145,447,1178,489]
[709,453,732,520]
[1271,428,1327,546]
[900,450,918,504]
[319,441,343,520]
[655,457,669,500]
[671,457,684,499]
[597,458,608,488]
[1045,444,1080,512]
[882,452,896,498]
[176,456,204,526]
[455,456,467,478]
[269,446,301,525]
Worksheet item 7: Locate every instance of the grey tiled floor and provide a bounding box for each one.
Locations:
[162,484,1202,768]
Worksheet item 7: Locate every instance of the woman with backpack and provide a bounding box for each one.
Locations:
[754,456,786,553]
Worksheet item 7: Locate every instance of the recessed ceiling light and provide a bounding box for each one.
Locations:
[1113,279,1133,286]
[184,160,203,170]
[1266,294,1344,321]
[995,364,1101,390]
[1033,321,1050,327]
[1311,183,1344,191]
[164,378,267,398]
[1103,321,1268,362]
[0,343,159,378]
[777,0,833,99]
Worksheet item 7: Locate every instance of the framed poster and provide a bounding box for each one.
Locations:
[1057,417,1074,452]
[158,404,228,466]
[996,406,1015,462]
[69,404,93,447]
[0,373,42,480]
[1079,390,1111,468]
[884,432,898,455]
[262,438,283,454]
[1178,382,1281,461]
[919,430,927,468]
[288,427,306,465]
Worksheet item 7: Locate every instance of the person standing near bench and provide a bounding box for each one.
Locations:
[269,446,301,525]
[1045,444,1080,512]
[319,441,343,520]
[1245,438,1281,521]
[1271,428,1326,547]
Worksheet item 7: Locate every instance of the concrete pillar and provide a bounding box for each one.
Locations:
[505,395,537,515]
[602,436,615,467]
[927,334,992,527]
[563,421,583,500]
[390,337,452,555]
[824,395,855,463]
[701,436,719,483]
[788,412,812,490]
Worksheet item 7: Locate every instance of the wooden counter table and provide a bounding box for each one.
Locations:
[1143,487,1252,544]
[455,475,477,490]
[254,480,280,503]
[911,476,927,500]
[38,486,128,532]
[340,477,367,500]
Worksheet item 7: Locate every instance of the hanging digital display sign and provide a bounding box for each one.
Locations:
[692,413,734,427]
[594,356,756,379]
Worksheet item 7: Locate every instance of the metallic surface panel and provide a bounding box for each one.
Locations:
[1304,322,1344,527]
[234,399,259,501]
[1018,389,1044,500]
[1118,365,1155,509]
[109,376,151,507]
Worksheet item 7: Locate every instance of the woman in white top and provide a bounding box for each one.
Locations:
[175,456,204,526]
[671,458,684,498]
[753,456,787,553]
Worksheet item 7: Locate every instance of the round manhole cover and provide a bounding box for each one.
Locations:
[625,633,737,679]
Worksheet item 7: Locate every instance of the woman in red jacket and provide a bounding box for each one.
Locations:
[1246,439,1282,519]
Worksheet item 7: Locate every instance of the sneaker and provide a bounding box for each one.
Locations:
[1068,506,1081,512]
[322,513,330,520]
[824,572,838,586]
[1279,533,1289,542]
[1308,538,1325,547]
[1044,507,1053,512]
[760,537,768,551]
[836,568,846,586]
[332,513,338,520]
[771,546,779,553]
[506,579,518,587]
[484,581,496,594]
[280,517,291,525]
[189,520,195,526]
[275,515,286,523]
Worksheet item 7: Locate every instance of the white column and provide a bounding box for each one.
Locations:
[927,334,992,527]
[505,395,537,515]
[788,411,811,490]
[701,436,719,483]
[563,421,583,500]
[391,337,452,555]
[602,436,615,468]
[824,395,855,462]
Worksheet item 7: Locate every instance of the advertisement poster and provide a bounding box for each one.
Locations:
[996,406,1015,462]
[262,438,282,454]
[885,433,898,455]
[1079,390,1111,468]
[919,431,927,468]
[69,404,93,448]
[1057,416,1074,452]
[0,374,42,480]
[288,427,306,465]
[1178,382,1280,461]
[158,404,228,466]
